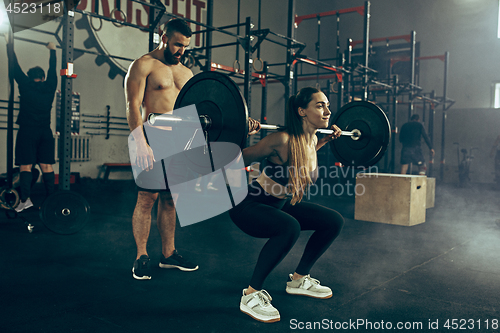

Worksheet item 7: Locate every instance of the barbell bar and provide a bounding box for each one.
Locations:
[259,124,361,140]
[148,113,362,140]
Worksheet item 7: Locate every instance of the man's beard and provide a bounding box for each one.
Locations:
[164,46,181,65]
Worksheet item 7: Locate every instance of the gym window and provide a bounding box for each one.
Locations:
[494,82,500,108]
[0,1,8,29]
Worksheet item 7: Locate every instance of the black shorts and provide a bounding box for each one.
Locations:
[135,160,171,193]
[400,146,425,165]
[134,125,172,193]
[135,154,204,193]
[134,125,199,193]
[15,126,55,166]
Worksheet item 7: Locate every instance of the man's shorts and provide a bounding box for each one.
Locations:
[400,146,425,165]
[135,159,171,193]
[134,124,206,193]
[135,126,172,193]
[134,126,196,193]
[15,126,55,166]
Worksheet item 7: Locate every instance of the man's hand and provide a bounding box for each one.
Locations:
[46,42,56,50]
[4,33,10,44]
[135,141,156,171]
[248,117,261,136]
[430,149,435,157]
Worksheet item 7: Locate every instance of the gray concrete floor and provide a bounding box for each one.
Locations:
[1,180,500,333]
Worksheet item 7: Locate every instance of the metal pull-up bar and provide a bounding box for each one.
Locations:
[294,6,365,27]
[390,54,447,65]
[292,56,346,82]
[164,11,246,41]
[350,34,413,49]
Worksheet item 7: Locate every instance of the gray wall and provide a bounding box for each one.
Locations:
[1,0,500,183]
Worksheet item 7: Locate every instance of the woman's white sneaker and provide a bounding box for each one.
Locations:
[286,274,332,299]
[240,289,280,323]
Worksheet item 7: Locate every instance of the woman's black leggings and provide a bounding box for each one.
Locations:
[229,182,344,290]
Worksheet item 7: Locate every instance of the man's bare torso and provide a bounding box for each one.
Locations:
[141,54,193,122]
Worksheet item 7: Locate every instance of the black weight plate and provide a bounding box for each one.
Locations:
[39,190,91,235]
[0,187,20,210]
[330,101,391,167]
[173,72,248,175]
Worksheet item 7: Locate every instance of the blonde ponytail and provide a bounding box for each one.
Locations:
[285,87,320,205]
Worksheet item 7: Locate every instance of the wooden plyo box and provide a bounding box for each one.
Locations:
[426,177,435,209]
[354,173,427,226]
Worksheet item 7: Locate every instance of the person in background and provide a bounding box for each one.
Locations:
[5,34,57,212]
[399,114,434,175]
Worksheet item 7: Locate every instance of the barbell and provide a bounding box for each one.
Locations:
[148,71,391,167]
[150,115,362,140]
[33,71,390,235]
[260,125,361,140]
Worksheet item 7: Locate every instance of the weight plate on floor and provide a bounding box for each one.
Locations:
[39,190,91,235]
[0,187,20,210]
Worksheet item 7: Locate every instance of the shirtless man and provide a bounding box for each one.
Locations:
[125,19,197,280]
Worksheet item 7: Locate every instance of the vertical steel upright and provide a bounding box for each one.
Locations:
[148,10,157,51]
[315,16,320,85]
[243,17,252,116]
[235,0,240,64]
[390,75,398,174]
[285,0,296,121]
[383,74,391,171]
[59,7,75,191]
[260,62,268,138]
[345,39,352,103]
[422,93,426,123]
[428,90,436,177]
[408,31,416,120]
[205,0,213,70]
[361,1,370,101]
[337,50,345,112]
[335,12,341,66]
[6,28,15,189]
[148,0,161,51]
[440,51,449,181]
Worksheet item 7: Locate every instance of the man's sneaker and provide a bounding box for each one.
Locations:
[15,198,33,213]
[240,289,280,323]
[132,255,152,280]
[159,250,198,271]
[286,274,332,299]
